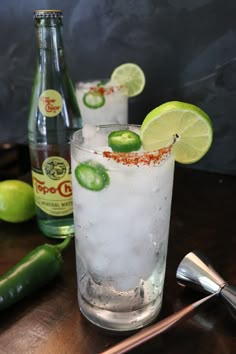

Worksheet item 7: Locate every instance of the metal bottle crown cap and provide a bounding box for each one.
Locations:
[33,10,63,19]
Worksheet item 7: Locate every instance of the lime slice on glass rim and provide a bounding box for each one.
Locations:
[108,130,141,152]
[75,160,110,191]
[140,101,213,164]
[83,91,105,109]
[111,63,145,97]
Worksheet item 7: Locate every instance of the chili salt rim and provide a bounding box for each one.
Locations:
[102,146,172,166]
[76,79,126,96]
[88,84,124,96]
[71,124,174,166]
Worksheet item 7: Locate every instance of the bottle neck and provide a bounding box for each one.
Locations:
[35,20,65,71]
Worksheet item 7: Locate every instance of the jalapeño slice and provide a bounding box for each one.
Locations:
[74,160,109,191]
[108,130,142,152]
[97,80,108,87]
[83,91,105,109]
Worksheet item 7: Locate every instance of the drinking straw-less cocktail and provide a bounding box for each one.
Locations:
[71,101,213,331]
[76,80,128,125]
[71,125,174,331]
[75,63,145,125]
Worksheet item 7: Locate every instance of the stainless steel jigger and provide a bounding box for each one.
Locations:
[101,251,236,354]
[176,250,236,319]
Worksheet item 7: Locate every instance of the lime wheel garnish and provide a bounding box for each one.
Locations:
[140,101,213,164]
[111,63,145,97]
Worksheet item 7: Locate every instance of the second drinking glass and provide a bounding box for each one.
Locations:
[76,80,128,125]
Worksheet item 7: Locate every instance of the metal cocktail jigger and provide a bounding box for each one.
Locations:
[176,250,236,319]
[102,251,235,354]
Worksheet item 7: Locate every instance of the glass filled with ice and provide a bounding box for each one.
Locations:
[75,80,128,125]
[71,124,175,332]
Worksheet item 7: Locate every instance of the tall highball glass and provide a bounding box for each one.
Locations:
[71,124,175,331]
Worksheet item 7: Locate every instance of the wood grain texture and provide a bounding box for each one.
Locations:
[0,166,235,354]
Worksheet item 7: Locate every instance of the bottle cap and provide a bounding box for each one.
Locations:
[33,10,63,19]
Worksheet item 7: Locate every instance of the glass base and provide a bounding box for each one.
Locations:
[78,293,162,332]
[38,218,74,239]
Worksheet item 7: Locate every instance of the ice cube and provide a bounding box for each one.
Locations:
[82,124,98,140]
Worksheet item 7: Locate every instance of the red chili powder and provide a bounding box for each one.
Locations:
[89,85,122,96]
[102,146,172,166]
[90,86,106,95]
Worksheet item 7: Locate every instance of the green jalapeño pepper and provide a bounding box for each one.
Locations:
[0,236,72,311]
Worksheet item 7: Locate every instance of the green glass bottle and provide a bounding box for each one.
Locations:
[28,10,82,238]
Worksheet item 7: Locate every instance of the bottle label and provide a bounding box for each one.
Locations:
[32,156,73,216]
[38,89,62,117]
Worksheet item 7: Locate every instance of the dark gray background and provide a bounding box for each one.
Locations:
[0,0,235,175]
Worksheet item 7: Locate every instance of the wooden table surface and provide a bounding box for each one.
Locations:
[0,166,235,354]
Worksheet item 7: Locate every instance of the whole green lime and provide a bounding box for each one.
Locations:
[0,180,36,223]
